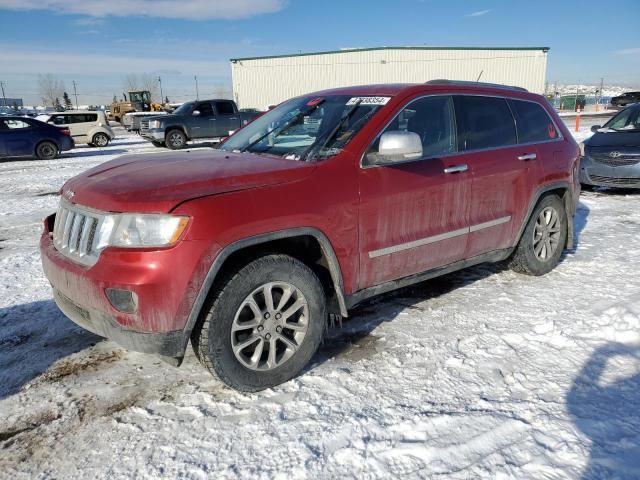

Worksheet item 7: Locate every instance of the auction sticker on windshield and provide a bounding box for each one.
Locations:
[346,97,391,106]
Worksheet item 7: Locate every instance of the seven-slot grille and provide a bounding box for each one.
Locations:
[140,119,150,134]
[53,201,104,266]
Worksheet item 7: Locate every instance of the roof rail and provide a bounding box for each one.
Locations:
[425,79,528,92]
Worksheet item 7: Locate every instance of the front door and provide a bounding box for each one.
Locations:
[358,95,472,288]
[190,102,216,139]
[1,118,35,156]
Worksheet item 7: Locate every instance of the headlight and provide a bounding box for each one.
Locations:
[148,120,161,129]
[579,142,585,157]
[96,214,189,249]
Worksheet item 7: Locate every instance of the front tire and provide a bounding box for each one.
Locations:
[192,254,326,392]
[35,141,58,160]
[92,133,110,147]
[166,129,187,150]
[509,194,568,276]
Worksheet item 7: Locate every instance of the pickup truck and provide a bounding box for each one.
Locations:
[140,99,261,149]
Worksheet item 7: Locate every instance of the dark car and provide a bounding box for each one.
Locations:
[0,116,74,160]
[611,91,640,108]
[579,104,640,188]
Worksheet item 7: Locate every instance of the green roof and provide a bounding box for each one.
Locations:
[230,46,550,62]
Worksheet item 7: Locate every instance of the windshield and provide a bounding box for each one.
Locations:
[129,91,151,103]
[604,107,640,131]
[172,102,193,115]
[219,94,390,161]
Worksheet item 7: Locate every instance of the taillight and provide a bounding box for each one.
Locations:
[60,128,71,136]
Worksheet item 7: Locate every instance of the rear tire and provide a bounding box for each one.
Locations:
[166,129,186,150]
[92,133,110,147]
[191,254,326,392]
[509,195,568,276]
[35,141,58,160]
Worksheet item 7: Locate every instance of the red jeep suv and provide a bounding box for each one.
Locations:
[41,81,580,391]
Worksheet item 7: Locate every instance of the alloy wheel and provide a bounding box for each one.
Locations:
[231,282,309,371]
[533,206,561,261]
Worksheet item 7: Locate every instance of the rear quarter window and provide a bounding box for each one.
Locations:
[509,99,559,143]
[454,95,517,151]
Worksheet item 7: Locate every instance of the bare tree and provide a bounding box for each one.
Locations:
[123,73,139,92]
[38,74,65,107]
[140,73,159,101]
[123,73,159,102]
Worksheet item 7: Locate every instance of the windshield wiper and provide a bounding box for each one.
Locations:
[301,99,363,161]
[240,100,325,153]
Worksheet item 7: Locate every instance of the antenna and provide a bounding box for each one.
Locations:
[476,70,484,82]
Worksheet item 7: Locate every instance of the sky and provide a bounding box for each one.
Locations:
[0,0,638,106]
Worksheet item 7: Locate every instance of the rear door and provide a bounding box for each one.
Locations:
[213,101,239,136]
[73,113,98,143]
[358,95,472,288]
[453,95,542,258]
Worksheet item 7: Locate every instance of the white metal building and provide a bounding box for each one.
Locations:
[230,46,549,110]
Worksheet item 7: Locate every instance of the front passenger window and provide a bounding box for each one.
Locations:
[197,103,214,117]
[366,95,457,163]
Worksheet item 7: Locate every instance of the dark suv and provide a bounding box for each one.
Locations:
[41,81,580,391]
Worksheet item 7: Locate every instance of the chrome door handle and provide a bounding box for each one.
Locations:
[517,153,537,161]
[443,164,468,174]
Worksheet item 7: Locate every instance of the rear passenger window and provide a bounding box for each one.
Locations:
[69,114,98,123]
[509,100,558,143]
[216,101,235,115]
[454,96,516,150]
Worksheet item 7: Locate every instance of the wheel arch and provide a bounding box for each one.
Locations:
[515,182,575,250]
[182,228,348,343]
[164,126,189,140]
[33,138,59,158]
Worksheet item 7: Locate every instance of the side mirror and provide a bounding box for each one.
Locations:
[192,110,200,116]
[366,130,423,165]
[591,125,602,133]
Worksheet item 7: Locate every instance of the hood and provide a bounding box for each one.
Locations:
[147,113,173,122]
[62,149,316,213]
[586,131,640,148]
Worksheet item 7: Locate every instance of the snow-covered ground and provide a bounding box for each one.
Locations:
[2,119,640,479]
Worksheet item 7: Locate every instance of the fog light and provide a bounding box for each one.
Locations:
[105,288,138,313]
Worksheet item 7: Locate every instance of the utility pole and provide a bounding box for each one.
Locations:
[0,81,6,108]
[157,76,163,104]
[72,80,79,109]
[194,75,199,100]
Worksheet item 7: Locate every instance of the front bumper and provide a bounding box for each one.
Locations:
[40,214,214,358]
[140,128,165,141]
[579,155,640,188]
